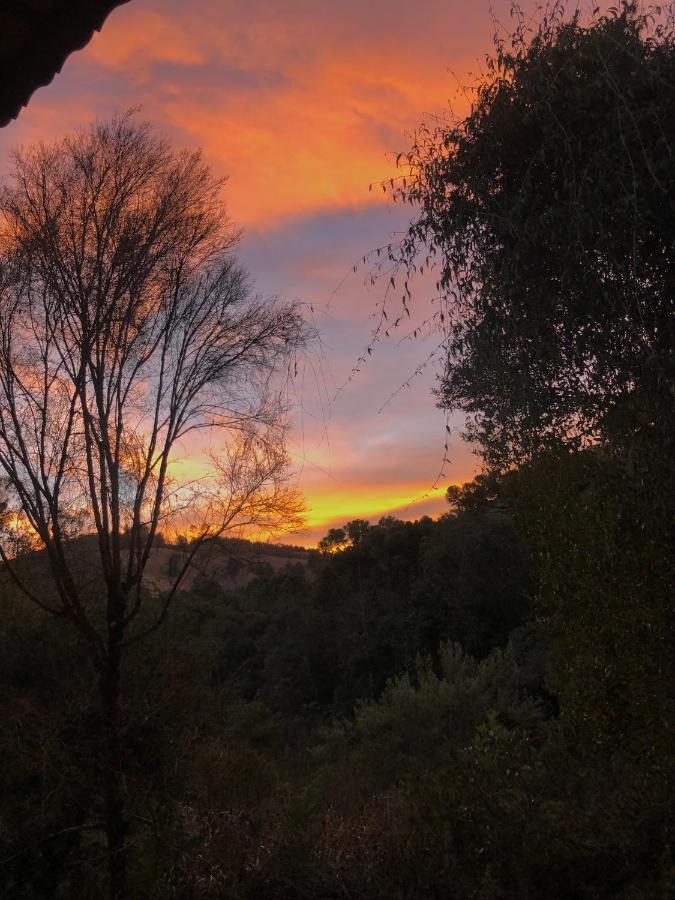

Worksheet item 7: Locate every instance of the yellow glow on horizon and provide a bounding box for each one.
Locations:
[302,482,448,528]
[162,449,459,545]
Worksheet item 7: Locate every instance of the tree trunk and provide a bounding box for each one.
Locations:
[99,637,128,899]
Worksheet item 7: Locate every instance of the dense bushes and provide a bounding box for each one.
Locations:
[2,476,672,897]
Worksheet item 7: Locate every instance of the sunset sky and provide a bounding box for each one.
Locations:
[0,0,532,544]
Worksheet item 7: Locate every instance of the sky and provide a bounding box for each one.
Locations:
[0,0,535,544]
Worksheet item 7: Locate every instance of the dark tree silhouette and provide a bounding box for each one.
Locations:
[0,113,305,898]
[394,3,675,467]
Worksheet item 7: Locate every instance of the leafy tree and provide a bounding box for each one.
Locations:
[383,8,675,891]
[321,635,545,793]
[344,518,370,547]
[393,0,674,814]
[318,519,371,553]
[414,509,533,658]
[445,471,500,513]
[395,3,675,467]
[317,526,347,553]
[0,114,305,897]
[508,449,674,750]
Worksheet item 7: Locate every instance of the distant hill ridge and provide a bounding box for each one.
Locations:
[2,533,316,600]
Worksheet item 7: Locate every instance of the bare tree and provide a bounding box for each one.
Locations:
[0,113,305,898]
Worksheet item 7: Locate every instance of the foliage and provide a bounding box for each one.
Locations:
[319,634,546,794]
[1,480,673,897]
[508,447,674,754]
[395,3,675,467]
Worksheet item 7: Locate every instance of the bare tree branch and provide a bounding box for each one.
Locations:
[0,112,307,897]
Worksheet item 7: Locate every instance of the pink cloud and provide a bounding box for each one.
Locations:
[0,0,518,541]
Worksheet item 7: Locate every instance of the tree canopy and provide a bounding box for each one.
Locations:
[395,3,675,467]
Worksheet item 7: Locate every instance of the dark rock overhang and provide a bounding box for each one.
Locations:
[0,1,131,127]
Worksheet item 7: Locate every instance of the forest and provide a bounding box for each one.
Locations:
[0,3,673,898]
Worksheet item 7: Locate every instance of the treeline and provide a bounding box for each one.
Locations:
[1,450,673,896]
[168,534,313,561]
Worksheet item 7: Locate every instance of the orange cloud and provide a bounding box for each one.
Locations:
[78,1,477,226]
[86,10,205,71]
[0,0,500,546]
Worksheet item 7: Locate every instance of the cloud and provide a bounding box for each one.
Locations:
[39,0,488,226]
[293,490,455,548]
[0,0,513,542]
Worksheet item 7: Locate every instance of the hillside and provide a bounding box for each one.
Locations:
[143,539,315,593]
[3,535,315,601]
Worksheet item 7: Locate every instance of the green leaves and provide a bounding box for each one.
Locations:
[396,5,675,468]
